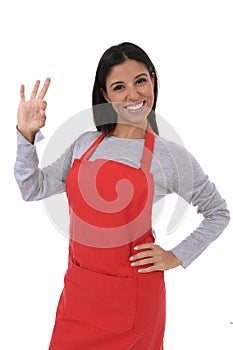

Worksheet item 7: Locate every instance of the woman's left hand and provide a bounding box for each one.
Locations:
[129,243,181,273]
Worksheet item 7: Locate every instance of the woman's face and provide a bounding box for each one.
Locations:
[102,59,155,127]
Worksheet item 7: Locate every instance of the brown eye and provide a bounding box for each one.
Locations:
[113,85,124,91]
[136,78,146,85]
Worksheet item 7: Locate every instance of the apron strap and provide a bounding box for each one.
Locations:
[81,133,105,160]
[140,122,155,172]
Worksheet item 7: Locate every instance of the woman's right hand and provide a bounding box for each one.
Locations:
[17,78,51,143]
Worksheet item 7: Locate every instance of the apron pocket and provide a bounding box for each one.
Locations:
[62,263,137,334]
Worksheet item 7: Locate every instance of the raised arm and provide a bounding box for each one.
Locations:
[14,78,75,201]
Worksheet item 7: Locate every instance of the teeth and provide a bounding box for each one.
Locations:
[126,102,143,110]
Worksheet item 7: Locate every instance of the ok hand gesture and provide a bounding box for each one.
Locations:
[17,78,51,143]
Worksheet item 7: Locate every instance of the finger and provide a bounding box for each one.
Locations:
[31,80,41,99]
[40,100,47,110]
[38,112,47,127]
[130,243,156,260]
[152,263,165,271]
[40,109,46,117]
[138,265,158,273]
[133,243,156,251]
[131,257,155,267]
[130,250,154,262]
[37,77,51,100]
[20,84,25,101]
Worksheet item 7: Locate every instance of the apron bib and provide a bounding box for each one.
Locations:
[49,123,166,350]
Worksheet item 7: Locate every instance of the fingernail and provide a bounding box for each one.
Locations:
[134,246,139,250]
[129,256,134,261]
[138,269,142,273]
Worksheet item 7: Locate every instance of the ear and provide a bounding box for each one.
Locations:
[100,88,110,103]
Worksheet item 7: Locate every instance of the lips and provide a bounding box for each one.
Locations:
[124,101,145,111]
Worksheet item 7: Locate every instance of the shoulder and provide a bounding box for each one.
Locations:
[155,135,189,155]
[73,130,102,157]
[154,135,193,168]
[153,136,197,192]
[76,130,102,143]
[155,136,206,177]
[154,135,209,195]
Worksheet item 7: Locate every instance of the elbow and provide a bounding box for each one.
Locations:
[221,203,231,227]
[14,177,42,202]
[213,208,231,233]
[204,198,231,231]
[223,210,231,228]
[19,185,42,201]
[21,191,38,202]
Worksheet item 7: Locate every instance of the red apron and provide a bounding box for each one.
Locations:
[48,123,166,350]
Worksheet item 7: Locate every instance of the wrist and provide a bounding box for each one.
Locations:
[168,251,182,268]
[17,125,36,144]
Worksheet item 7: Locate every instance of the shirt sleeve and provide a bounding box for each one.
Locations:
[14,128,76,201]
[168,145,230,268]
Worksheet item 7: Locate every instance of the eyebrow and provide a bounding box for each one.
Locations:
[110,73,149,88]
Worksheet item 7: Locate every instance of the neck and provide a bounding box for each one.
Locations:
[111,122,147,139]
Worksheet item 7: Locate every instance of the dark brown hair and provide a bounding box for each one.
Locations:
[92,42,159,135]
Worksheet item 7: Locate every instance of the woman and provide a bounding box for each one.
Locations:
[14,42,230,349]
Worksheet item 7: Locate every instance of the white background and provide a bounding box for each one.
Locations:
[1,0,232,349]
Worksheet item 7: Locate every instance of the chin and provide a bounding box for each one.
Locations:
[119,111,149,125]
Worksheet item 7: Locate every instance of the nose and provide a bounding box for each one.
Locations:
[126,85,139,101]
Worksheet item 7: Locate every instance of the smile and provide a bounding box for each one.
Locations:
[125,101,144,111]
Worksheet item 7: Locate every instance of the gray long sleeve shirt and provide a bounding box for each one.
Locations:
[14,128,230,268]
